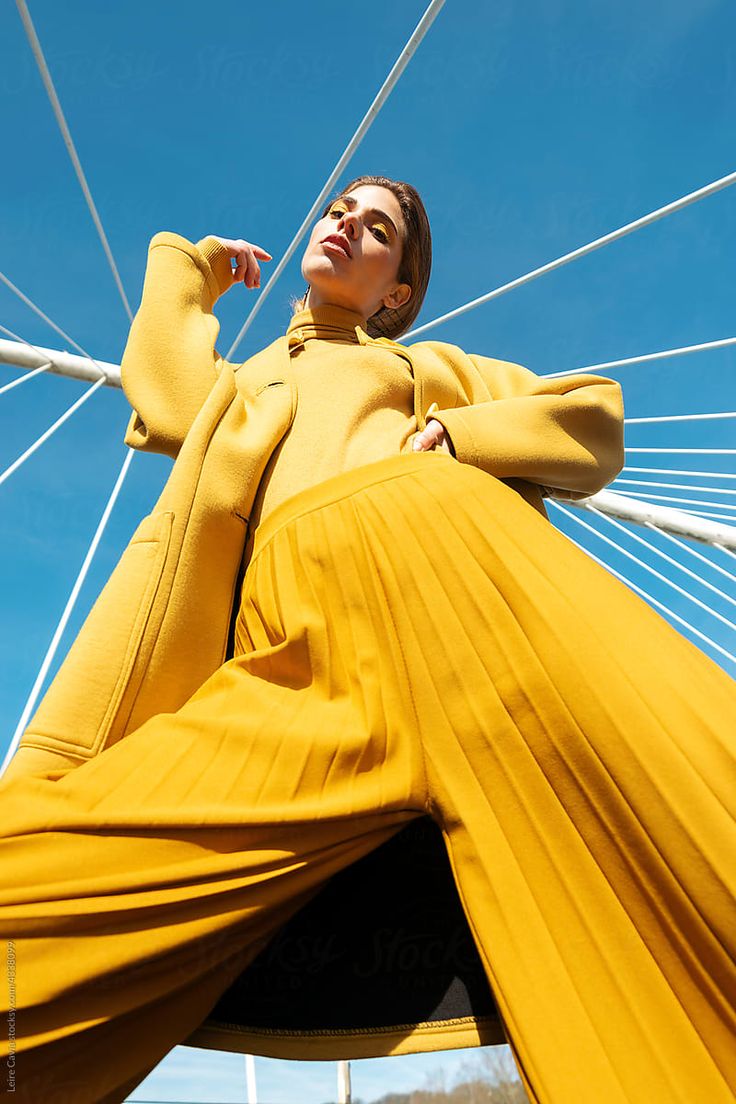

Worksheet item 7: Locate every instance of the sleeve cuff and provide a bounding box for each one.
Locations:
[146,231,234,303]
[195,236,236,297]
[427,408,479,468]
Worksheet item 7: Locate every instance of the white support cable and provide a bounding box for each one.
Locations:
[670,508,736,524]
[625,411,736,425]
[622,466,736,480]
[0,375,106,487]
[715,544,736,562]
[550,502,736,668]
[405,169,736,340]
[553,501,736,644]
[541,336,736,379]
[0,322,57,393]
[225,0,446,360]
[612,478,736,497]
[645,524,736,588]
[0,361,52,395]
[0,271,110,379]
[0,337,120,387]
[588,506,736,619]
[0,446,136,778]
[15,0,133,322]
[625,447,736,454]
[609,488,736,513]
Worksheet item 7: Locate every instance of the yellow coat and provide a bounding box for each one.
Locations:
[7,231,624,783]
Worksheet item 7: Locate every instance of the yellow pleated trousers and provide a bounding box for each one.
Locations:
[1,451,735,1104]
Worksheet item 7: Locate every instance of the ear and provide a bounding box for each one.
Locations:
[382,282,412,311]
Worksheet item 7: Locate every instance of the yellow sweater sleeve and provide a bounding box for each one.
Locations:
[120,232,235,459]
[429,355,625,500]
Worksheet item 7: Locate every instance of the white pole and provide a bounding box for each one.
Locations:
[575,488,736,550]
[337,1059,352,1103]
[2,338,735,549]
[0,338,120,386]
[245,1053,257,1103]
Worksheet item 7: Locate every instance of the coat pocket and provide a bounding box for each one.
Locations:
[19,509,175,762]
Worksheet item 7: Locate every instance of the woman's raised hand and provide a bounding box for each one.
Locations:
[209,237,273,290]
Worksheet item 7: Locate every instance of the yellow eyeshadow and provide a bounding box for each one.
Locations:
[328,204,390,239]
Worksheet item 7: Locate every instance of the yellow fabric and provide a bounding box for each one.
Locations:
[247,302,418,533]
[120,232,626,505]
[1,452,735,1103]
[2,228,629,782]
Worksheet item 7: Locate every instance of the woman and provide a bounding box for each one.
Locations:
[1,174,735,1104]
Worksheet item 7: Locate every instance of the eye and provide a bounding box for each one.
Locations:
[326,204,390,244]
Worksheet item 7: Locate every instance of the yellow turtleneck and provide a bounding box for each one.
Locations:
[245,302,418,539]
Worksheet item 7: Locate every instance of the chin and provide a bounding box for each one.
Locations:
[303,268,350,299]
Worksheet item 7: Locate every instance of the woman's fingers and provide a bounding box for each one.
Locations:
[232,246,259,288]
[209,237,272,289]
[413,419,442,451]
[412,419,455,455]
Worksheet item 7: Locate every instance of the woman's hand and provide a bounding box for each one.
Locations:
[209,237,273,290]
[412,418,456,456]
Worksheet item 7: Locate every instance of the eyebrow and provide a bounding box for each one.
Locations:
[331,194,400,238]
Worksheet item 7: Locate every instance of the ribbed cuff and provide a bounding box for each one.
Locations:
[195,236,235,297]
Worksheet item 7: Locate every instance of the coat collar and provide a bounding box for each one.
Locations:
[286,303,369,351]
[277,303,422,420]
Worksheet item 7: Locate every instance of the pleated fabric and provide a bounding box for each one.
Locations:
[1,449,735,1104]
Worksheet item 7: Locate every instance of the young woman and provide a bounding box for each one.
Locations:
[1,175,735,1104]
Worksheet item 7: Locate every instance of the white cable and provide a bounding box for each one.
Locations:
[0,446,136,778]
[0,322,58,393]
[622,466,736,480]
[610,489,736,513]
[14,0,133,321]
[625,447,736,454]
[553,501,736,636]
[550,502,736,668]
[225,0,446,359]
[541,336,736,379]
[676,509,736,524]
[646,524,736,588]
[405,169,736,339]
[625,410,736,424]
[612,478,736,497]
[0,362,52,395]
[0,376,106,486]
[588,507,736,619]
[0,270,109,378]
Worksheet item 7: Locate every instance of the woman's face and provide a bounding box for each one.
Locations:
[301,184,412,320]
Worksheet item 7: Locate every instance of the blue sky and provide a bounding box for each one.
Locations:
[1,0,735,1100]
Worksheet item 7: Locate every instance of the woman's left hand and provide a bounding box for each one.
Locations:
[412,418,456,456]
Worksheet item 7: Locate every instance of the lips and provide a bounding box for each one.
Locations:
[321,234,352,258]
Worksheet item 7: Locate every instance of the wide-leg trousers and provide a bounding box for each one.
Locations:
[1,450,735,1104]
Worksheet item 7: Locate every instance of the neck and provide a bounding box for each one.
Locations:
[305,289,371,329]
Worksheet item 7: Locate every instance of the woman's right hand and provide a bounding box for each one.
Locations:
[208,237,273,290]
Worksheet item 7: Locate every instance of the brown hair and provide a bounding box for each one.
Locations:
[291,174,432,340]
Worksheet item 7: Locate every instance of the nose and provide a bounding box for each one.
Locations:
[336,209,359,241]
